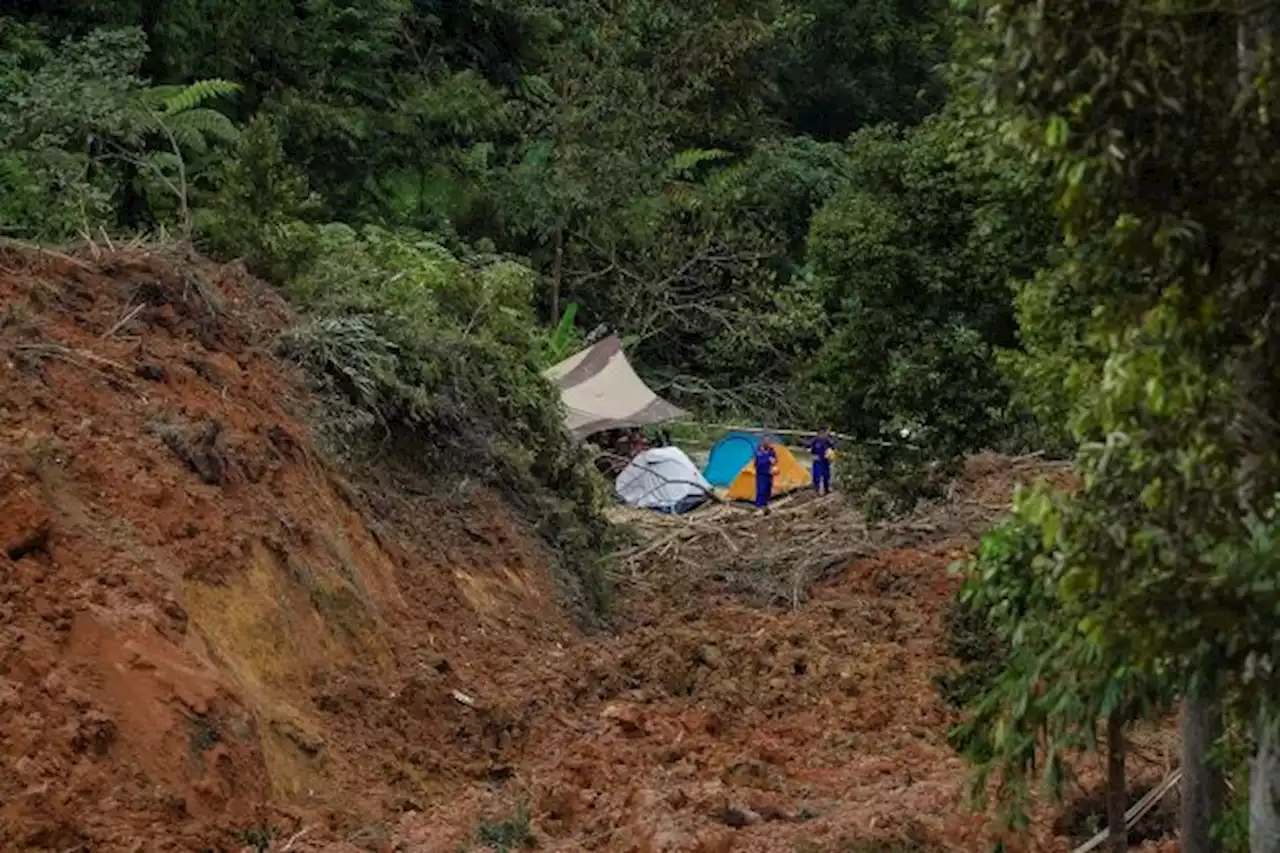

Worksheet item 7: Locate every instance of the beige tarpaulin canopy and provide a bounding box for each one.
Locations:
[543,334,687,441]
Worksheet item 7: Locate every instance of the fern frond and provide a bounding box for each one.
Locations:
[705,161,749,193]
[329,109,368,141]
[160,79,241,115]
[168,108,240,143]
[663,182,704,210]
[515,74,555,104]
[665,147,733,178]
[144,150,183,174]
[138,84,185,109]
[169,124,208,155]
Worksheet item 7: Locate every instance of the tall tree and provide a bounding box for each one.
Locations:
[955,1,1280,851]
[806,115,1051,465]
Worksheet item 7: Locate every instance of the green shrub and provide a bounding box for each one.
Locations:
[472,805,535,851]
[934,591,1006,711]
[941,510,1045,756]
[197,113,324,279]
[271,223,614,622]
[836,440,956,522]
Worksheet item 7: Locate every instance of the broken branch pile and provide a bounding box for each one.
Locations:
[608,452,1073,609]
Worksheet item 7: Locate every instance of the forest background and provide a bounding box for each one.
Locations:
[4,3,1279,851]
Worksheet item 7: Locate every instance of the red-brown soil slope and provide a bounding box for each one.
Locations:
[0,245,575,852]
[0,244,1179,853]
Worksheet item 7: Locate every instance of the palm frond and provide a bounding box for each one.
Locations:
[544,301,579,363]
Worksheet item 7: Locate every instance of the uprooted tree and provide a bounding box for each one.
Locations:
[951,1,1280,852]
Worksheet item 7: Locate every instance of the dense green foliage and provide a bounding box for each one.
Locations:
[0,0,1052,478]
[803,113,1052,516]
[809,117,1052,453]
[950,495,1170,828]
[0,21,240,236]
[948,0,1280,845]
[274,223,615,618]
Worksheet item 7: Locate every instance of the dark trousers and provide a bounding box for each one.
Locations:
[754,475,773,507]
[813,459,832,492]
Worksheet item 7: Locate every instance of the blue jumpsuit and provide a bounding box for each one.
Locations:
[807,436,835,493]
[753,446,776,508]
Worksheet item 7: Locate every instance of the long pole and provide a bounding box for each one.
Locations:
[667,421,919,450]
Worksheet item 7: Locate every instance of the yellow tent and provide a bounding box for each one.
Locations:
[724,442,810,502]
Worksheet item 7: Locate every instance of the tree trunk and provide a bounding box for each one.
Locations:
[1252,707,1280,853]
[551,227,564,324]
[1181,694,1224,853]
[1239,15,1258,94]
[1108,709,1128,853]
[118,0,168,231]
[418,154,427,223]
[119,160,146,231]
[1235,7,1279,853]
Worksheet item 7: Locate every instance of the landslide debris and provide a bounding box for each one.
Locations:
[0,244,579,852]
[0,242,1174,853]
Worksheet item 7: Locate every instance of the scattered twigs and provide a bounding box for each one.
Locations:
[102,303,145,339]
[610,452,1071,609]
[9,343,134,378]
[611,491,877,607]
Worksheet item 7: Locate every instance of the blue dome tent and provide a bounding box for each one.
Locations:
[702,432,762,487]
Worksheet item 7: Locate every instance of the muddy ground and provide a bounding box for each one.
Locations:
[0,244,1178,853]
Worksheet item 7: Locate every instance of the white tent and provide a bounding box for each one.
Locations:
[615,447,713,513]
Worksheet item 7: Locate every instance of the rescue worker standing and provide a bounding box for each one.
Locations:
[753,437,779,512]
[804,427,837,496]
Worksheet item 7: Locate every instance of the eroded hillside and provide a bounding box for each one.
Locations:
[0,245,580,851]
[0,245,1178,853]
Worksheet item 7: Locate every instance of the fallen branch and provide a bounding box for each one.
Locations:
[1069,768,1183,853]
[618,531,686,563]
[10,343,134,377]
[279,826,314,852]
[102,303,145,339]
[0,240,97,271]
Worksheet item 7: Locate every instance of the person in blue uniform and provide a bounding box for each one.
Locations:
[753,438,778,511]
[804,428,837,496]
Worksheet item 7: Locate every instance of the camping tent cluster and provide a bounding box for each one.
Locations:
[608,434,812,514]
[544,337,816,514]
